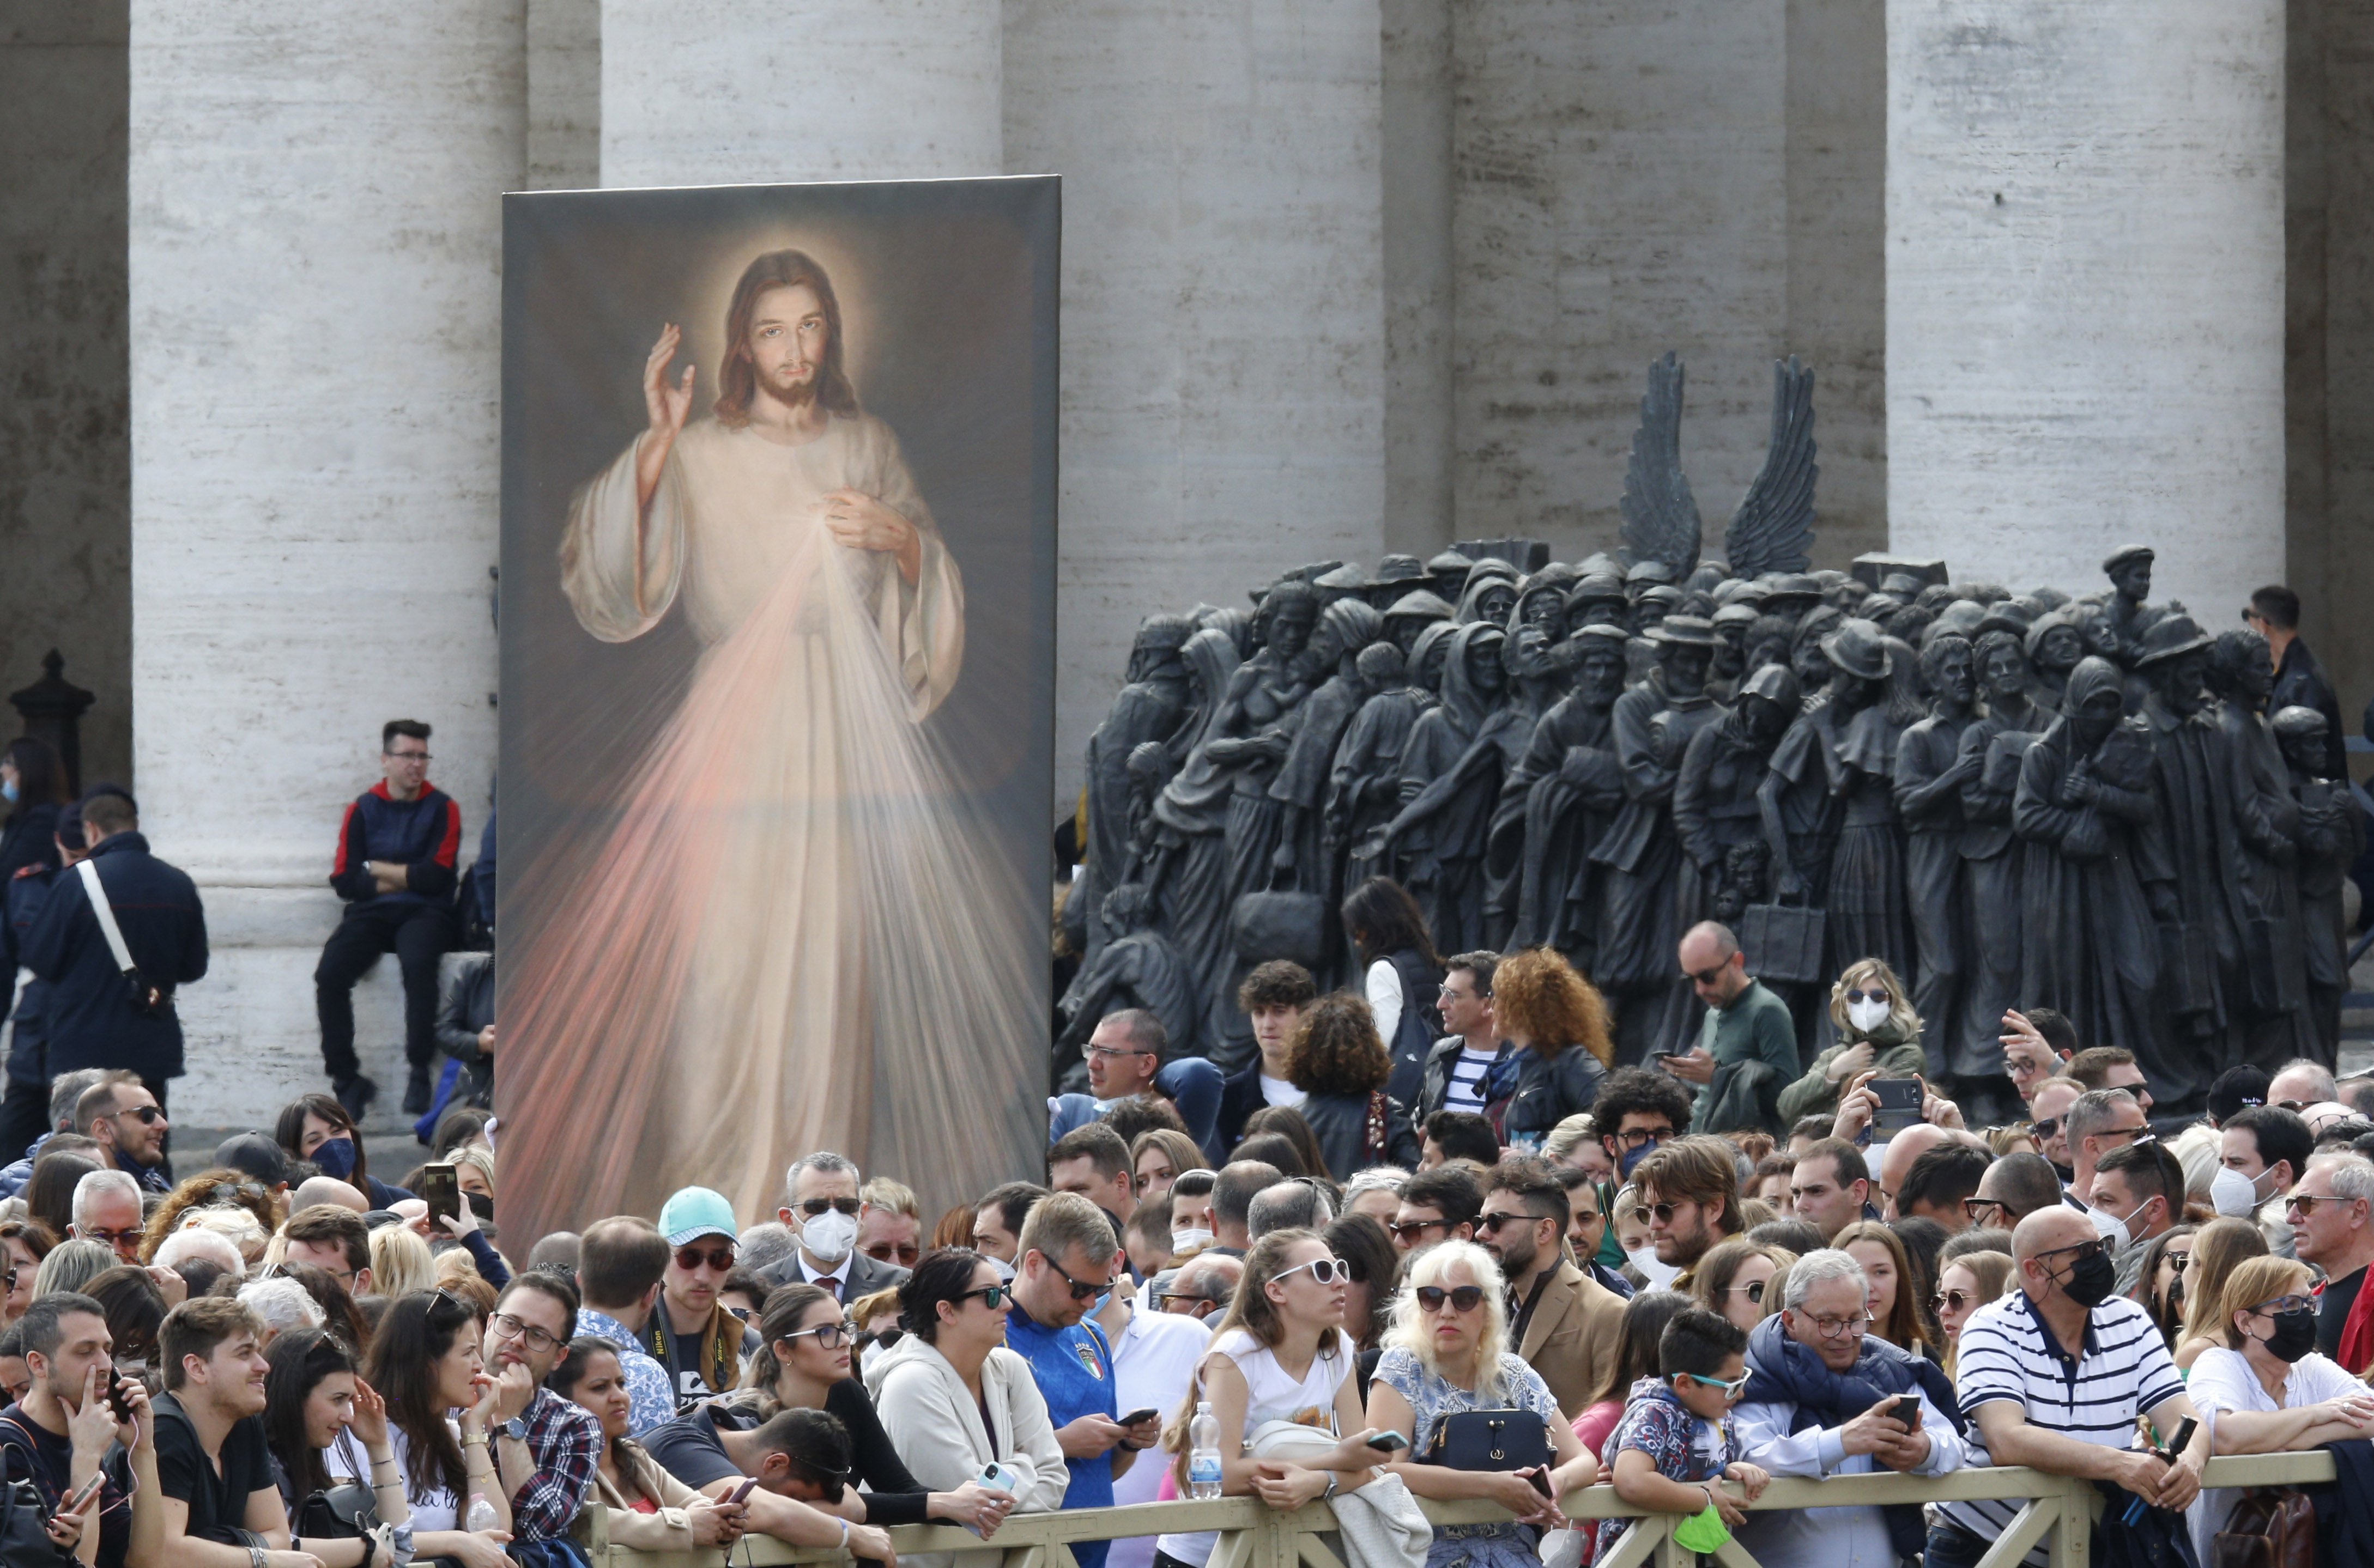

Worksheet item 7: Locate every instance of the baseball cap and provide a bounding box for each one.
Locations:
[658,1187,739,1247]
[215,1132,290,1187]
[2207,1065,2271,1127]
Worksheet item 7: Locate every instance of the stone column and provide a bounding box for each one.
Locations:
[130,2,522,1123]
[599,0,1002,185]
[1887,0,2286,612]
[1003,0,1388,804]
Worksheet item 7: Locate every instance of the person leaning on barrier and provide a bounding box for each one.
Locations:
[1731,1248,1969,1568]
[545,1335,747,1552]
[2184,1252,2374,1561]
[1364,1240,1600,1566]
[1590,1308,1771,1559]
[2172,1216,2273,1371]
[1925,1207,2214,1568]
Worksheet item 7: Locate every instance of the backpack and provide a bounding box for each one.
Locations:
[2212,1487,2314,1568]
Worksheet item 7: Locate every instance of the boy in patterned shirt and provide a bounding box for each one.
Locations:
[1591,1308,1771,1560]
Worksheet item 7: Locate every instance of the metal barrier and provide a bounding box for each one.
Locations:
[581,1450,2339,1568]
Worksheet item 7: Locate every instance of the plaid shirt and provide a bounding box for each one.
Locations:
[507,1384,602,1541]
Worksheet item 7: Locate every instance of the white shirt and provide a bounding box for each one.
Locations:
[1365,958,1403,1046]
[1257,1074,1306,1110]
[325,1424,459,1533]
[1442,1044,1500,1113]
[1154,1329,1350,1567]
[1734,1382,1967,1568]
[2182,1346,2361,1565]
[1106,1306,1219,1568]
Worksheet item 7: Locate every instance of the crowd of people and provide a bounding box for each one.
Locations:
[0,868,2360,1564]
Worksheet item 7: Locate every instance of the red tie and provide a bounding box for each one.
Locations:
[819,1278,840,1299]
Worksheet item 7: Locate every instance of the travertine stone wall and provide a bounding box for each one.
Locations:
[1887,0,2287,616]
[130,2,522,1122]
[1003,0,1389,807]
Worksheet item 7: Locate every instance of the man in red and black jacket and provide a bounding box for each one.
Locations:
[316,719,462,1118]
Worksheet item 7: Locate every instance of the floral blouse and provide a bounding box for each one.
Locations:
[1585,1377,1738,1563]
[1373,1347,1563,1564]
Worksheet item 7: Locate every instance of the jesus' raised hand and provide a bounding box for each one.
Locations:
[635,322,696,512]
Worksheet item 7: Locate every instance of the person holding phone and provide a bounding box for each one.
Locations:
[1733,1249,1969,1568]
[545,1338,747,1552]
[1662,923,1796,1138]
[1364,1241,1598,1567]
[0,1291,163,1568]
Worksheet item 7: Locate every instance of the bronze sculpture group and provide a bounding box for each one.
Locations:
[1059,356,2360,1119]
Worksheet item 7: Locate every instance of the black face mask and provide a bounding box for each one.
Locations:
[2058,1247,2117,1310]
[2263,1307,2318,1364]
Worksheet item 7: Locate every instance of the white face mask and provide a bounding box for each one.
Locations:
[1845,996,1892,1034]
[1171,1228,1215,1254]
[1627,1245,1682,1292]
[985,1254,1016,1284]
[2088,1202,2131,1250]
[800,1208,859,1265]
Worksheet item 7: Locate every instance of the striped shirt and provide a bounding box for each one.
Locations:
[1939,1291,2183,1564]
[1441,1047,1501,1113]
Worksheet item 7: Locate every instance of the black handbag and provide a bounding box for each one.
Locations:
[0,1476,70,1567]
[1419,1408,1552,1472]
[297,1480,378,1541]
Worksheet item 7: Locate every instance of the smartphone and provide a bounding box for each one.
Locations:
[1363,1431,1409,1453]
[418,1163,461,1229]
[61,1473,104,1514]
[1527,1467,1555,1500]
[725,1476,761,1506]
[103,1374,134,1425]
[1889,1395,1919,1426]
[979,1461,1021,1494]
[1869,1078,1923,1140]
[1118,1408,1160,1427]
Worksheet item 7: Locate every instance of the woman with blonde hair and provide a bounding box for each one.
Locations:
[1281,994,1422,1176]
[1931,1251,2013,1377]
[1776,958,1925,1125]
[2186,1254,2374,1560]
[2173,1216,2270,1370]
[368,1224,437,1299]
[1491,949,1612,1148]
[1834,1220,1931,1359]
[1690,1239,1791,1334]
[138,1168,283,1261]
[1365,1240,1598,1565]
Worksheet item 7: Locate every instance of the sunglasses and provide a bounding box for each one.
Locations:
[2285,1194,2355,1215]
[1044,1256,1115,1302]
[1962,1197,2010,1222]
[1645,1201,1694,1224]
[674,1245,735,1272]
[1683,964,1729,987]
[858,1327,905,1351]
[779,1319,855,1349]
[1414,1284,1485,1313]
[797,1198,862,1217]
[1475,1212,1539,1235]
[1276,1256,1353,1287]
[1843,988,1889,1006]
[1721,1280,1766,1304]
[961,1284,1011,1310]
[112,1105,166,1126]
[1930,1289,1976,1314]
[2031,1117,2061,1140]
[1386,1219,1446,1242]
[1676,1371,1752,1400]
[2164,1252,2192,1273]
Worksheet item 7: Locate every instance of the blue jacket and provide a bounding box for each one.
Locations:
[0,803,60,890]
[330,782,463,909]
[19,832,208,1082]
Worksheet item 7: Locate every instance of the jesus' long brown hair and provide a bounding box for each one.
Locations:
[713,249,859,426]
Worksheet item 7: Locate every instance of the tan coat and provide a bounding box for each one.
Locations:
[1514,1260,1626,1419]
[580,1442,711,1553]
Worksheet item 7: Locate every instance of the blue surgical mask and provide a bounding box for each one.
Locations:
[0,780,16,804]
[311,1135,358,1180]
[1619,1141,1655,1180]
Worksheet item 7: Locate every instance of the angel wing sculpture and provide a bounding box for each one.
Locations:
[1725,355,1818,577]
[1619,353,1702,578]
[1615,353,1818,579]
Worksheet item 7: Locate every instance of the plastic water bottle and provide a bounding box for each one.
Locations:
[465,1492,499,1534]
[1188,1401,1223,1499]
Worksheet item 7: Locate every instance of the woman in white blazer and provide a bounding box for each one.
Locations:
[866,1248,1068,1568]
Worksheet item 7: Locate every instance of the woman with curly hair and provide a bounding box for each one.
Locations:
[1282,993,1422,1178]
[1491,948,1612,1149]
[138,1166,283,1261]
[1340,877,1445,1107]
[1776,958,1928,1125]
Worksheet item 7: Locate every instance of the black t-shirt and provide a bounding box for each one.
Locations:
[152,1393,277,1542]
[2318,1265,2366,1358]
[0,1402,131,1568]
[641,1403,752,1491]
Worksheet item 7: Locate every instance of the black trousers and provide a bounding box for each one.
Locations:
[314,901,453,1082]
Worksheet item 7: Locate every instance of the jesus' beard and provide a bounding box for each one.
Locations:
[756,361,821,411]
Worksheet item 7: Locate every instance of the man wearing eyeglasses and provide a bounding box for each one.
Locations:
[2285,1152,2374,1362]
[71,1075,171,1195]
[1927,1208,2212,1568]
[68,1171,146,1267]
[647,1187,762,1412]
[1003,1193,1156,1568]
[758,1152,907,1302]
[1735,1248,1969,1568]
[1049,1009,1224,1153]
[483,1274,603,1544]
[316,719,464,1119]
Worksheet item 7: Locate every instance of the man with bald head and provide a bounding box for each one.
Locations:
[1662,921,1797,1135]
[1964,1153,2063,1235]
[1874,1123,1953,1220]
[290,1176,369,1213]
[1925,1208,2211,1566]
[2028,1077,2082,1182]
[2267,1058,2337,1115]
